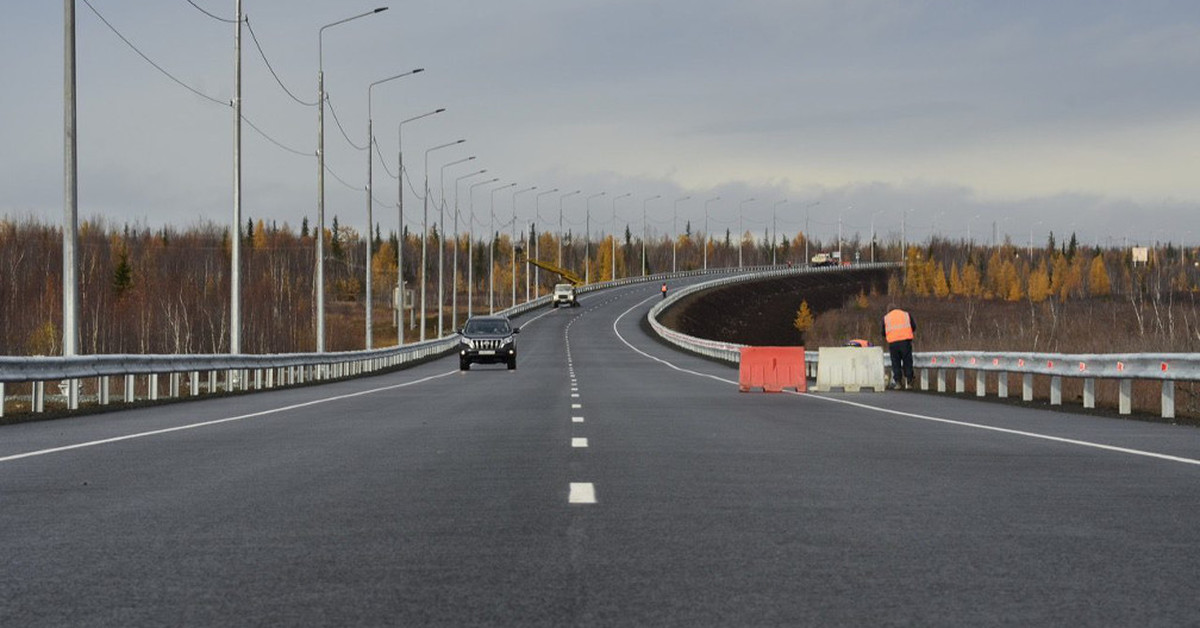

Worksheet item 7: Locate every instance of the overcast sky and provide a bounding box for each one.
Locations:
[4,1,1200,248]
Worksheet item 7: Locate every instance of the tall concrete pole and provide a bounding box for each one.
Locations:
[63,0,79,409]
[231,0,242,356]
[395,107,444,345]
[703,197,720,271]
[584,192,605,284]
[317,8,387,353]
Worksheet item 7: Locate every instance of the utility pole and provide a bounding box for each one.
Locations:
[63,0,80,409]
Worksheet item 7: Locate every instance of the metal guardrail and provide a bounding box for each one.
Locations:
[647,264,1198,419]
[0,264,782,417]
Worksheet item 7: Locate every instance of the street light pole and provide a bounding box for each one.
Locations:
[533,189,559,300]
[738,198,755,268]
[437,154,474,337]
[394,108,443,344]
[420,139,465,341]
[467,178,500,318]
[642,195,661,276]
[452,168,487,330]
[511,186,537,307]
[584,192,605,284]
[703,196,720,271]
[611,193,631,281]
[63,0,80,407]
[489,183,517,313]
[317,6,387,353]
[365,68,422,350]
[559,190,581,270]
[772,199,786,266]
[672,196,690,273]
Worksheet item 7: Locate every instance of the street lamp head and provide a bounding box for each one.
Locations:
[374,7,389,13]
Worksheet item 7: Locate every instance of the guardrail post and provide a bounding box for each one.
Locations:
[936,369,946,393]
[190,372,200,396]
[208,371,217,394]
[0,382,5,417]
[169,373,180,398]
[254,369,263,390]
[955,369,965,394]
[976,371,986,397]
[124,374,135,403]
[149,374,159,401]
[34,381,44,413]
[1022,373,1033,401]
[1050,376,1062,405]
[1162,381,1175,419]
[1119,379,1132,415]
[67,379,79,410]
[920,369,929,391]
[1083,378,1095,408]
[266,368,275,389]
[99,376,110,405]
[997,372,1008,398]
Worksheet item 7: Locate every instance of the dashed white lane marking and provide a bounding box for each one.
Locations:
[572,437,589,448]
[611,295,1200,469]
[571,393,580,398]
[0,370,461,464]
[569,482,597,504]
[572,403,582,409]
[572,416,585,423]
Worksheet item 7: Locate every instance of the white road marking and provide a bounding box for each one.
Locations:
[611,296,1200,468]
[572,437,588,448]
[572,403,582,409]
[0,370,461,464]
[572,416,585,423]
[571,393,580,398]
[569,482,596,504]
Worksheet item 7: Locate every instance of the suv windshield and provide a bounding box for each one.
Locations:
[464,319,511,335]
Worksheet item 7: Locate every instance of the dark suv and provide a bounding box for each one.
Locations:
[458,315,519,370]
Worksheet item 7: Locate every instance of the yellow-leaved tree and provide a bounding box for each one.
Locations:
[1088,254,1111,296]
[793,300,814,341]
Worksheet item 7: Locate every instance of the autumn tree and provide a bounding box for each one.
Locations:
[1088,254,1111,296]
[793,300,814,340]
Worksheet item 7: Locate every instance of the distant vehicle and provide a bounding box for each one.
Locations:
[810,253,838,267]
[458,315,519,371]
[552,283,579,308]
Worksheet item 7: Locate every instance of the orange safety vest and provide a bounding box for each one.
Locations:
[883,309,914,343]
[661,283,667,293]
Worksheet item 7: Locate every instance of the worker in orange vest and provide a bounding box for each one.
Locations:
[881,304,916,389]
[661,282,668,299]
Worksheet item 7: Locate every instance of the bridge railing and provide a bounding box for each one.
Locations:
[648,264,1198,419]
[0,264,792,417]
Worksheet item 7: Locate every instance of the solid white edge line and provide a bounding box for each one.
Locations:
[0,370,460,464]
[611,295,1200,468]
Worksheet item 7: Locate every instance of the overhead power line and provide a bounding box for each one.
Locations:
[84,0,312,160]
[83,0,226,107]
[326,95,368,151]
[245,17,318,107]
[184,0,239,23]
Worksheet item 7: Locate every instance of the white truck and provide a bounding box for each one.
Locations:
[552,283,579,308]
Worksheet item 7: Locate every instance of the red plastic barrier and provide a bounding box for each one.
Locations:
[738,347,807,393]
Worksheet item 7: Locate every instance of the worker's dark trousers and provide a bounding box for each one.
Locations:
[888,339,914,385]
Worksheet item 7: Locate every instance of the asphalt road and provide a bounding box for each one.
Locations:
[4,279,1200,626]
